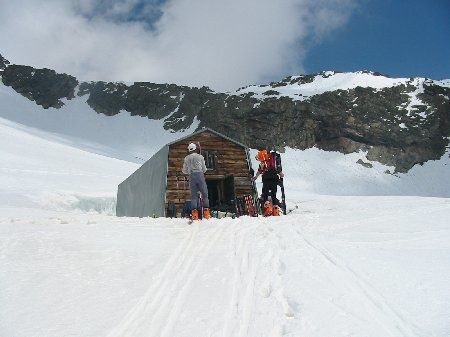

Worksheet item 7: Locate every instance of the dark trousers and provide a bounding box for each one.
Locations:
[262,179,279,206]
[189,172,210,209]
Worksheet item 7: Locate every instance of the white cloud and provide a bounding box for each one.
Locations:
[0,0,356,91]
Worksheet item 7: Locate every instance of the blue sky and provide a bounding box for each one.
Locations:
[0,0,448,90]
[305,0,450,79]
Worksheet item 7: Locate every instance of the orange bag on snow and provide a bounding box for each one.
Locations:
[272,205,281,216]
[263,200,273,216]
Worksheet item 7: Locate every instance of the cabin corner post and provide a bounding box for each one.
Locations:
[163,157,169,217]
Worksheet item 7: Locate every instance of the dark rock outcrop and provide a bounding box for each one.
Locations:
[357,159,373,168]
[2,64,78,108]
[0,54,10,71]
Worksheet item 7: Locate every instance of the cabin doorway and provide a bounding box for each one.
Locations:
[206,175,236,211]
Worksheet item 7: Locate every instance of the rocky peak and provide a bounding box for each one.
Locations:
[2,64,78,108]
[0,54,10,71]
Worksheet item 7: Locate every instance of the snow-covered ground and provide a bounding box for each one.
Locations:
[2,198,449,337]
[1,82,450,336]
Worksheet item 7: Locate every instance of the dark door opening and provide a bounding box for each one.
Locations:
[206,176,235,211]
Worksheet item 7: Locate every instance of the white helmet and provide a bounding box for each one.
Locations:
[188,143,197,152]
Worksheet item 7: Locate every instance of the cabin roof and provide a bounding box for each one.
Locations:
[166,127,248,149]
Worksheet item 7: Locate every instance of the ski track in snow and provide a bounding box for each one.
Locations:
[290,225,426,337]
[106,218,297,337]
[155,223,226,337]
[107,222,227,337]
[221,220,292,337]
[105,211,442,337]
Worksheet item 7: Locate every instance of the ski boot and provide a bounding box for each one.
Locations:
[191,209,199,221]
[203,208,211,219]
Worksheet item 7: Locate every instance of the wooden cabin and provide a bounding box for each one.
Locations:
[116,128,255,217]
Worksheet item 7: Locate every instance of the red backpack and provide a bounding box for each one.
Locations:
[259,152,277,174]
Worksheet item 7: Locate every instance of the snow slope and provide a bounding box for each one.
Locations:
[0,116,138,210]
[1,81,450,337]
[0,84,198,163]
[277,147,450,198]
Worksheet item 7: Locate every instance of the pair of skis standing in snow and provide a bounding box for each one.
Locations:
[182,143,286,221]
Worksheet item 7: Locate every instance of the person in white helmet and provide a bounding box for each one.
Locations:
[182,142,211,219]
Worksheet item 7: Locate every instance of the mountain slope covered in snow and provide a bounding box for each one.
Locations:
[235,70,450,101]
[1,52,449,172]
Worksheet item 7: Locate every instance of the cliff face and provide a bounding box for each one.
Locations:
[1,53,449,172]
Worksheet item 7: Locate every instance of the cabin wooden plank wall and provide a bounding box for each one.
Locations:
[166,131,253,211]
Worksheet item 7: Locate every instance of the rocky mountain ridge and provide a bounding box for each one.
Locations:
[1,53,449,172]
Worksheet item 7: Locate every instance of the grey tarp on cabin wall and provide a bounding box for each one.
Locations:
[116,146,169,217]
